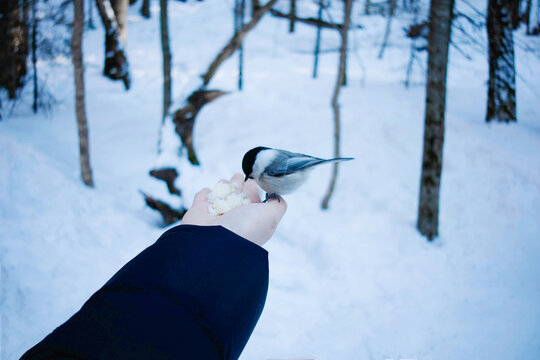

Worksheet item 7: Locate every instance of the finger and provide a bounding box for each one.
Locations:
[190,188,211,210]
[243,179,261,203]
[230,173,244,193]
[264,194,287,222]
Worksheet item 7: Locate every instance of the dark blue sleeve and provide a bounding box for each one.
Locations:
[21,225,269,360]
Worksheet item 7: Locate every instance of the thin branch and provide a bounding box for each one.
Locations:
[270,8,353,30]
[201,0,278,86]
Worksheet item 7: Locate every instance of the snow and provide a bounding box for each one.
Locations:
[1,1,540,359]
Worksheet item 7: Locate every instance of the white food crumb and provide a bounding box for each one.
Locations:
[207,181,251,216]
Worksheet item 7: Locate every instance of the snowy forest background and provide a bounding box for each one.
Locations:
[1,0,540,359]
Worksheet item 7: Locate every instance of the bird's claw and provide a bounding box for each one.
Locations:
[263,193,280,203]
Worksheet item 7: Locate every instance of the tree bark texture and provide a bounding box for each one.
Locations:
[0,0,30,99]
[72,0,95,187]
[111,0,129,43]
[417,0,454,240]
[160,0,172,119]
[201,0,278,86]
[321,0,352,210]
[486,0,516,122]
[96,0,131,89]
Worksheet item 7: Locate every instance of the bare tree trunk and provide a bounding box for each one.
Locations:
[289,0,296,32]
[141,0,150,18]
[0,0,30,99]
[417,0,454,240]
[235,0,245,90]
[160,0,171,120]
[96,0,131,89]
[527,0,540,34]
[510,0,521,28]
[378,0,397,59]
[201,0,277,86]
[87,0,96,29]
[32,0,38,113]
[239,0,245,90]
[342,0,350,87]
[523,0,531,32]
[72,0,94,187]
[322,0,352,210]
[251,0,260,17]
[111,0,129,43]
[486,0,516,122]
[313,0,324,78]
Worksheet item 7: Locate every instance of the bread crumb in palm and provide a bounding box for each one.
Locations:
[207,181,250,215]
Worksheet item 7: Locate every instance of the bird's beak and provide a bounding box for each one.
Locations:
[244,175,249,182]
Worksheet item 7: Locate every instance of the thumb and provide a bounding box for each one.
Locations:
[190,188,211,210]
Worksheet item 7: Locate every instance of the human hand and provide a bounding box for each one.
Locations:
[181,173,287,246]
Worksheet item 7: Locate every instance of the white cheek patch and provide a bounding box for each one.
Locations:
[253,149,279,178]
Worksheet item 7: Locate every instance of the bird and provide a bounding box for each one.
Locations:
[242,146,354,202]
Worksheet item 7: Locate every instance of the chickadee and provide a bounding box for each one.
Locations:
[242,147,353,201]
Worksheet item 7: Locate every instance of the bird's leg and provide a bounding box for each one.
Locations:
[263,193,280,203]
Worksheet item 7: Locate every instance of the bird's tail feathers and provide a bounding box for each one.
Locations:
[323,157,354,164]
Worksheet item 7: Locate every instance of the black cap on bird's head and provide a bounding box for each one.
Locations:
[242,146,268,181]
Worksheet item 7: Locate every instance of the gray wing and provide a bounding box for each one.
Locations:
[264,150,325,177]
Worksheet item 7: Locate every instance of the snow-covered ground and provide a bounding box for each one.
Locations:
[2,1,540,359]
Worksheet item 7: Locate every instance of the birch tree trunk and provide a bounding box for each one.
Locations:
[160,0,171,119]
[417,0,454,240]
[72,0,94,187]
[321,0,352,209]
[112,0,129,43]
[486,0,516,122]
